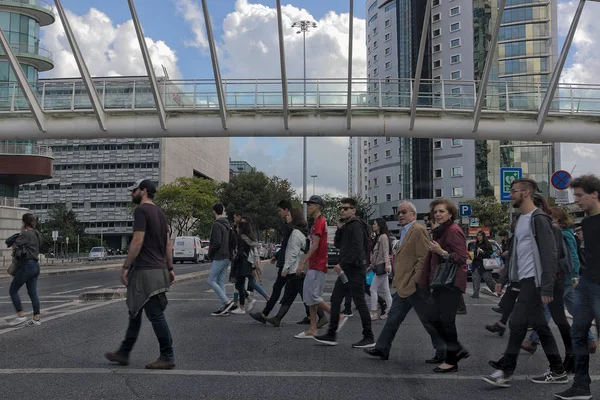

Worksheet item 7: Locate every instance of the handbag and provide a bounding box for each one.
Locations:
[483,258,501,270]
[374,262,387,276]
[6,261,17,276]
[430,259,458,290]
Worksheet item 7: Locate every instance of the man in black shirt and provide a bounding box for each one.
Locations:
[105,179,176,370]
[556,175,600,400]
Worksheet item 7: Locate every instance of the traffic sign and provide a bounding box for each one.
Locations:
[500,168,522,201]
[470,218,480,228]
[551,170,572,190]
[52,231,58,241]
[459,204,472,217]
[461,216,469,225]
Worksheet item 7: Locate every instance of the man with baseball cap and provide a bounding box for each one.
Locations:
[105,178,176,369]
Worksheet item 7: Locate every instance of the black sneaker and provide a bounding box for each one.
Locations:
[343,309,354,318]
[296,317,310,325]
[317,315,328,328]
[223,301,235,313]
[352,337,375,348]
[313,333,338,346]
[492,306,503,314]
[530,369,569,384]
[210,308,229,316]
[554,387,592,400]
[265,317,281,327]
[249,312,266,324]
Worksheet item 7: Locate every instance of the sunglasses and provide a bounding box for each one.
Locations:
[338,206,355,211]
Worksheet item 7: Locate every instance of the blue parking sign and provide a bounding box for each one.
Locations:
[500,168,522,201]
[459,204,472,217]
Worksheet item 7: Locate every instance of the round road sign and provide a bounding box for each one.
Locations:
[551,170,571,190]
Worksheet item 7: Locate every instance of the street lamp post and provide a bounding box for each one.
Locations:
[292,20,317,216]
[311,174,318,195]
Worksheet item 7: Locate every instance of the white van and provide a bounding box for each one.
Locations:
[173,236,203,263]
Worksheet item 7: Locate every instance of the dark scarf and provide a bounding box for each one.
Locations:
[431,220,454,241]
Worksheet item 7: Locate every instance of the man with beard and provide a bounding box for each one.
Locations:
[105,179,176,369]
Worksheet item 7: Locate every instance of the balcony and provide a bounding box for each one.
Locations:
[0,41,54,72]
[0,141,53,185]
[0,0,55,27]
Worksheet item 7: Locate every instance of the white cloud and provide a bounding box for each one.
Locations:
[41,7,181,79]
[174,0,208,50]
[179,0,365,195]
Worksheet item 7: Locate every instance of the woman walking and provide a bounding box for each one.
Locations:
[469,230,497,298]
[7,213,42,326]
[369,218,393,320]
[419,199,469,373]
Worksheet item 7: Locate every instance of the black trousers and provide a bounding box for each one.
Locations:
[500,277,563,377]
[428,287,462,365]
[275,275,323,320]
[499,284,520,325]
[327,268,373,339]
[262,268,287,316]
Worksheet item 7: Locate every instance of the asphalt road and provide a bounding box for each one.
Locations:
[0,261,210,317]
[0,263,599,399]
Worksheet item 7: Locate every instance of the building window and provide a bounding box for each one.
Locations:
[374,195,378,204]
[368,156,371,163]
[434,140,442,149]
[374,139,378,146]
[432,0,440,6]
[451,87,461,96]
[433,28,441,38]
[385,33,391,41]
[385,149,391,158]
[433,75,441,81]
[385,61,391,69]
[364,158,367,164]
[434,188,443,198]
[374,68,379,76]
[398,174,402,182]
[451,54,461,64]
[450,22,460,32]
[374,178,378,186]
[450,6,460,16]
[385,47,391,55]
[385,75,392,83]
[374,40,378,48]
[386,193,392,202]
[373,27,378,35]
[451,70,461,79]
[450,38,461,48]
[434,169,443,179]
[374,153,379,161]
[433,44,441,53]
[433,60,441,69]
[385,175,392,184]
[452,187,463,197]
[374,54,378,62]
[364,140,367,146]
[364,149,367,155]
[385,19,391,28]
[451,139,463,147]
[432,13,441,22]
[452,166,463,177]
[398,192,403,200]
[385,137,391,143]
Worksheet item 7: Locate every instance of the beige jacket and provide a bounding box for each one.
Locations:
[370,234,390,267]
[393,222,430,298]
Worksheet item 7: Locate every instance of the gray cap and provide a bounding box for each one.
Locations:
[303,195,325,207]
[128,179,156,195]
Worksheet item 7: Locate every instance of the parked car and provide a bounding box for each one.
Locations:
[173,236,203,264]
[466,239,503,281]
[88,247,107,261]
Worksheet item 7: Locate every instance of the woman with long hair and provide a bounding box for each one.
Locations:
[7,213,42,326]
[369,218,393,320]
[469,230,497,298]
[419,199,470,373]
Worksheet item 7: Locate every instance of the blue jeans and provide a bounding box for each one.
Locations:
[571,276,600,390]
[208,259,230,307]
[248,275,268,299]
[565,284,595,342]
[9,259,40,315]
[119,294,174,361]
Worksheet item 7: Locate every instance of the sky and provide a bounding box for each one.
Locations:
[38,0,600,196]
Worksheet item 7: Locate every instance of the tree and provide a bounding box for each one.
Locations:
[37,203,87,254]
[218,170,296,233]
[154,177,218,237]
[463,196,509,236]
[320,194,376,226]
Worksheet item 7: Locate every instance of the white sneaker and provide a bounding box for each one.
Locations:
[7,316,27,326]
[25,319,41,327]
[482,369,512,388]
[231,308,246,315]
[247,299,257,312]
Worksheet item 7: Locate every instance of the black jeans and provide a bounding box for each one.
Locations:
[429,287,462,365]
[327,268,373,339]
[275,275,324,320]
[529,279,572,356]
[500,277,563,377]
[376,292,444,357]
[119,294,174,362]
[499,284,520,325]
[262,268,286,316]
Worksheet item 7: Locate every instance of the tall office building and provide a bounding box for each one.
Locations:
[359,0,559,231]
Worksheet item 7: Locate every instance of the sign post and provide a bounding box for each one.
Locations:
[500,167,522,202]
[552,170,572,205]
[52,230,58,258]
[66,237,69,259]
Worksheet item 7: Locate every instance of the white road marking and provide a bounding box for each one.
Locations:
[53,286,102,295]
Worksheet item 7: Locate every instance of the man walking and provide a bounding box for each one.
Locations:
[207,203,234,316]
[364,202,445,361]
[555,175,600,400]
[295,195,330,339]
[105,179,175,369]
[483,178,566,388]
[314,197,375,348]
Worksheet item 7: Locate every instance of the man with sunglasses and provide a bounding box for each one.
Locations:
[314,198,375,348]
[364,202,445,361]
[105,179,175,369]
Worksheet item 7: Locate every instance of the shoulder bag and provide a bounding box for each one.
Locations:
[483,258,501,270]
[374,263,387,276]
[6,261,17,276]
[430,258,458,290]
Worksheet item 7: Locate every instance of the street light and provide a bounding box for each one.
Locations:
[292,20,317,216]
[311,174,318,195]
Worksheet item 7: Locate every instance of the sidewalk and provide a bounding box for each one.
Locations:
[0,263,122,280]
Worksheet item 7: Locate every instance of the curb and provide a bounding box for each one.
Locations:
[0,264,123,280]
[78,270,211,301]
